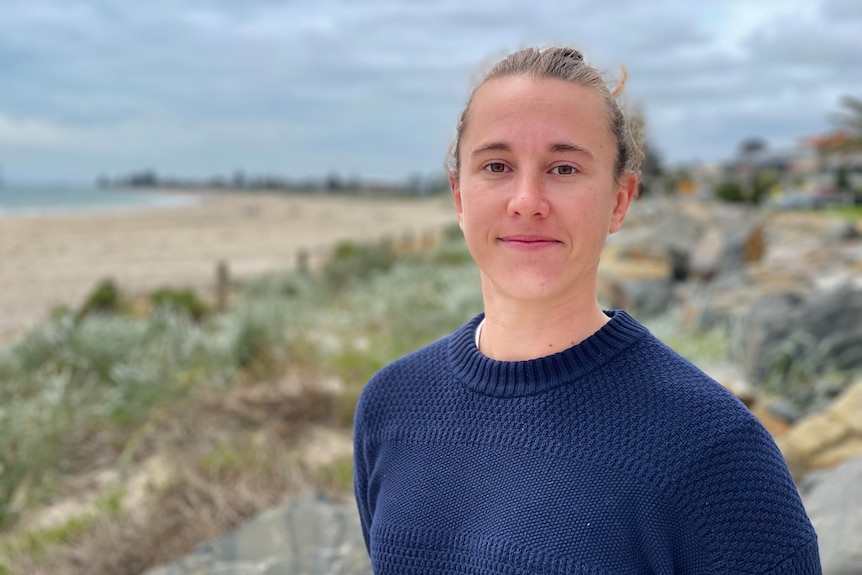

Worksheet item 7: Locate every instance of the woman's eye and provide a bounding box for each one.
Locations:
[553,165,577,175]
[485,162,507,173]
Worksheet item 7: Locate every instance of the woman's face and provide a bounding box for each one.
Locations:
[451,75,637,306]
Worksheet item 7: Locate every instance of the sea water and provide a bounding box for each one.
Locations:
[0,184,200,216]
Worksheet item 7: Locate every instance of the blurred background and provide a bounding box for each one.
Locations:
[0,0,859,188]
[1,1,861,574]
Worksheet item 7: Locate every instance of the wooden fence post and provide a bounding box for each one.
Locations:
[297,248,310,274]
[216,260,230,311]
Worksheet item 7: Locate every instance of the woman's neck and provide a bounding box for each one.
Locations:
[478,294,610,362]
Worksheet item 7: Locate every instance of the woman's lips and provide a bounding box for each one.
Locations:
[498,235,561,249]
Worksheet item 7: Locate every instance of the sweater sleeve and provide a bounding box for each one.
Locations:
[674,414,821,574]
[353,390,372,553]
[762,539,822,575]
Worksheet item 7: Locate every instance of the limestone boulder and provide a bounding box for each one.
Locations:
[799,456,862,575]
[778,379,862,480]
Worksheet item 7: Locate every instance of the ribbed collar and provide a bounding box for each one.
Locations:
[448,310,648,398]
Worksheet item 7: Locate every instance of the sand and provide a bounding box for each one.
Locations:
[0,191,457,340]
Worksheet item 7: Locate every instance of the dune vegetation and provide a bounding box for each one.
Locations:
[0,219,741,574]
[0,223,482,574]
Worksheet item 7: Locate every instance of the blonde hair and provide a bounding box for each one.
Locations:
[447,46,643,183]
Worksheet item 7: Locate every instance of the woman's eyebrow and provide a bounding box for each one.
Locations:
[470,142,511,156]
[549,142,595,159]
[470,141,595,159]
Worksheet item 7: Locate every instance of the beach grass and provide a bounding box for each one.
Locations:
[0,222,483,572]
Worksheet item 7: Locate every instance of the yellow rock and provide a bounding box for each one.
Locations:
[781,413,849,460]
[829,380,862,434]
[777,379,862,477]
[809,438,862,470]
[743,224,766,262]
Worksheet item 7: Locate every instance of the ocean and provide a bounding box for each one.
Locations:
[0,184,200,216]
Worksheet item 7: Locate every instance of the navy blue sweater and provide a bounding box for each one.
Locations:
[354,311,820,574]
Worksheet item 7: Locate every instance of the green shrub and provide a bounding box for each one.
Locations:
[321,240,398,291]
[715,169,778,205]
[241,272,315,299]
[226,300,292,378]
[0,310,227,526]
[0,514,96,571]
[715,180,745,203]
[149,288,210,321]
[75,279,128,323]
[835,165,850,190]
[441,223,465,242]
[316,456,354,492]
[752,169,780,203]
[646,315,731,367]
[758,332,856,412]
[329,348,385,388]
[199,435,261,479]
[427,230,473,266]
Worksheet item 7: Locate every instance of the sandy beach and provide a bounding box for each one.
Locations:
[0,191,457,340]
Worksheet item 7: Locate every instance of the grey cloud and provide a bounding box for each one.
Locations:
[821,0,862,19]
[0,0,858,181]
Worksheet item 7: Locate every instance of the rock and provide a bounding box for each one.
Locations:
[799,456,862,575]
[598,242,677,318]
[740,222,766,262]
[731,282,862,408]
[825,219,861,242]
[764,397,803,424]
[729,290,802,380]
[677,259,820,333]
[748,403,794,437]
[142,491,371,575]
[604,199,765,302]
[688,219,766,280]
[778,379,862,479]
[598,276,676,318]
[678,271,756,331]
[688,227,726,280]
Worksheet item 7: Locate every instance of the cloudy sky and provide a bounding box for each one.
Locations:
[0,0,860,184]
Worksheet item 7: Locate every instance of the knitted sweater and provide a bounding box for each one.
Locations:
[353,311,820,574]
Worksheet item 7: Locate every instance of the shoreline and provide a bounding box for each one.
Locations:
[0,191,456,341]
[0,186,203,219]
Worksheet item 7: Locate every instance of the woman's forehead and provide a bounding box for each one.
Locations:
[464,77,614,157]
[471,76,605,116]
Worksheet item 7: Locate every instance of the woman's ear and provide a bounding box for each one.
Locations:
[450,173,464,230]
[609,171,639,234]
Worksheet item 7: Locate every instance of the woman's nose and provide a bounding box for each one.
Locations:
[507,172,549,217]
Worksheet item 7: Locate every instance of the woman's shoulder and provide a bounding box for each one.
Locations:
[597,315,771,452]
[358,315,480,405]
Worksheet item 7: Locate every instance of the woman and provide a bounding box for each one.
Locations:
[353,46,820,574]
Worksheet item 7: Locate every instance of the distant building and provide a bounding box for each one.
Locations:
[797,131,862,193]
